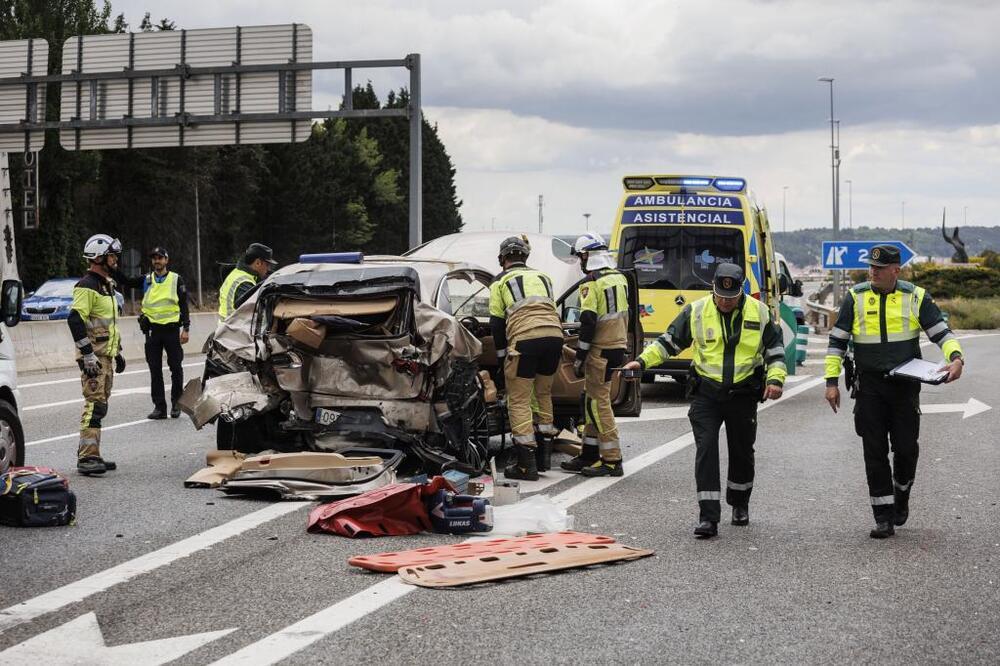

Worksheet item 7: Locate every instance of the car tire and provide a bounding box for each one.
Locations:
[215,417,268,454]
[0,399,26,474]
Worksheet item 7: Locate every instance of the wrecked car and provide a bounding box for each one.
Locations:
[184,250,642,480]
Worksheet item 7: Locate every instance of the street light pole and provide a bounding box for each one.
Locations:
[901,201,905,230]
[782,186,788,233]
[583,212,591,231]
[845,179,853,229]
[819,77,840,305]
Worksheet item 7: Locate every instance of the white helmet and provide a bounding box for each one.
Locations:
[573,232,614,271]
[82,234,122,260]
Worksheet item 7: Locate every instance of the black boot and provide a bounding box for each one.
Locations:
[870,521,895,539]
[561,444,599,473]
[535,433,553,472]
[170,403,181,419]
[504,445,539,481]
[148,407,168,420]
[894,488,910,526]
[731,505,750,526]
[581,459,623,477]
[77,456,108,476]
[694,520,718,538]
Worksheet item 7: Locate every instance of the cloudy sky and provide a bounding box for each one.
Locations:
[110,0,1000,235]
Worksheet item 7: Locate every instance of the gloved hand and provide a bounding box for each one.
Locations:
[115,353,126,374]
[81,353,101,378]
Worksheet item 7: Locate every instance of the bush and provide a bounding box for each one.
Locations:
[979,249,1000,270]
[903,264,1000,299]
[938,297,1000,330]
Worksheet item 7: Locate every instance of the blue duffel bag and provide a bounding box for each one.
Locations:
[0,466,77,527]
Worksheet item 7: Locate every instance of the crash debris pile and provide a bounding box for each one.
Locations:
[184,449,403,500]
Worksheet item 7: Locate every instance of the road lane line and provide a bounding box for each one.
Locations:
[19,360,205,389]
[212,376,828,665]
[24,387,151,411]
[0,502,304,634]
[26,419,156,447]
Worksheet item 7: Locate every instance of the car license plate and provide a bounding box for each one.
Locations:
[654,374,671,383]
[314,408,341,426]
[28,314,49,321]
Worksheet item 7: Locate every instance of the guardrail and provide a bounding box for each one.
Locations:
[805,290,839,331]
[11,312,219,373]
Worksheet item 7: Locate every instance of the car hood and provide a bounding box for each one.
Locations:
[23,297,72,308]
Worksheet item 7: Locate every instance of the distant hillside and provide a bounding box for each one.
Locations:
[772,226,1000,268]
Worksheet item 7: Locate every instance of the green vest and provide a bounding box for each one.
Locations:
[218,267,256,320]
[690,295,769,384]
[142,271,180,325]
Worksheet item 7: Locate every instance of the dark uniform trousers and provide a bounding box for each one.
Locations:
[854,373,920,522]
[689,391,758,523]
[146,324,185,410]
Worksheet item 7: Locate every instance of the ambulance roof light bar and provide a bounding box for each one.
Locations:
[622,176,746,193]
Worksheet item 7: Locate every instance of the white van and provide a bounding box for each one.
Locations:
[0,152,27,474]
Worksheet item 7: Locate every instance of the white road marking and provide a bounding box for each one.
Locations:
[23,386,151,411]
[785,373,813,383]
[921,398,991,419]
[212,376,828,665]
[18,360,205,389]
[0,612,236,664]
[25,418,157,447]
[618,405,688,423]
[0,503,303,633]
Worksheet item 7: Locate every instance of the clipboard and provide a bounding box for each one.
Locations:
[888,359,949,385]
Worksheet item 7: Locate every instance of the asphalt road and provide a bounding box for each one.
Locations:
[1,333,998,664]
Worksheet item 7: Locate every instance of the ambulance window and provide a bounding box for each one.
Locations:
[618,226,744,290]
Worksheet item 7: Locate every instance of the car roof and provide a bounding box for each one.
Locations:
[406,232,581,296]
[266,256,493,303]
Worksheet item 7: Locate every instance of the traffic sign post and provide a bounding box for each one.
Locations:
[821,240,915,270]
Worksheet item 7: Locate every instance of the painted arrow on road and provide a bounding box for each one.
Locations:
[0,612,236,664]
[921,398,991,419]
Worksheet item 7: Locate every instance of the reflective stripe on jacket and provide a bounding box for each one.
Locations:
[578,268,628,351]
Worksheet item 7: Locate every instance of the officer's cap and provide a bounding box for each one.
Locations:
[149,246,169,258]
[245,242,277,266]
[713,263,744,298]
[863,244,901,267]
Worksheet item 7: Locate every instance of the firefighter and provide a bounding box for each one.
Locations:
[561,232,630,477]
[489,235,563,481]
[824,244,964,539]
[623,263,786,538]
[218,243,276,320]
[68,234,127,475]
[113,247,190,419]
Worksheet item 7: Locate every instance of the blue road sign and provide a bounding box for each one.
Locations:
[821,240,916,270]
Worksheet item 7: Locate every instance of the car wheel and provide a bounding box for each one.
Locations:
[215,417,267,454]
[0,399,25,474]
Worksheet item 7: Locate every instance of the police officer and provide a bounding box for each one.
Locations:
[68,234,127,475]
[623,263,786,538]
[824,244,964,539]
[489,236,563,481]
[218,243,276,320]
[561,232,630,477]
[114,247,190,419]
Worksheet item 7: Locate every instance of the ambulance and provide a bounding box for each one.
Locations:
[610,175,781,379]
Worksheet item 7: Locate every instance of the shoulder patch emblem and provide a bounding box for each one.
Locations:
[581,286,589,299]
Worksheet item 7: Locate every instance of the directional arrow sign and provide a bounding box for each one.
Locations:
[821,240,916,270]
[0,612,236,664]
[921,398,991,420]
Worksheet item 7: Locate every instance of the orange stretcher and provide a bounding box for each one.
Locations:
[348,531,617,572]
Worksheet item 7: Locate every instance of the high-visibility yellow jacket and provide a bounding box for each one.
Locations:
[638,294,786,387]
[67,271,121,358]
[488,263,561,357]
[578,268,629,353]
[824,280,962,382]
[142,271,180,325]
[218,267,257,320]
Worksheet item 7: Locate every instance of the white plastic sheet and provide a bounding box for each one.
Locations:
[489,495,574,536]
